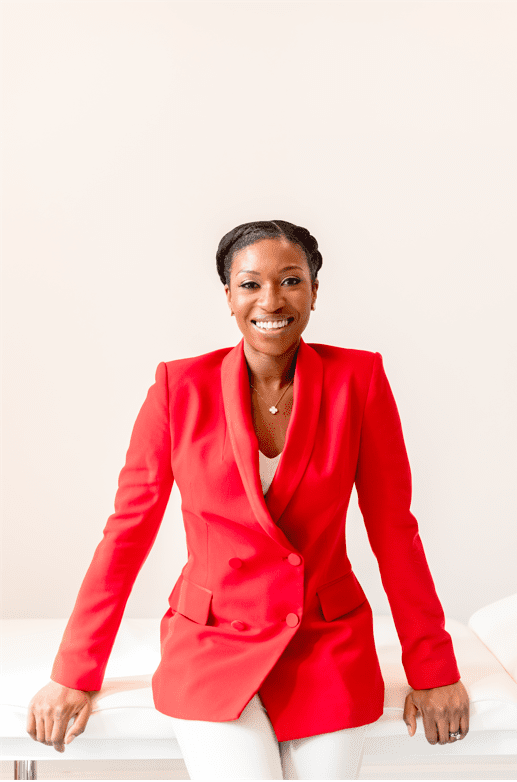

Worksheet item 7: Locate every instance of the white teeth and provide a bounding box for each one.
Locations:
[254,319,289,330]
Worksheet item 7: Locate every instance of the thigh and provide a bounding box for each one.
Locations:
[169,693,284,780]
[280,723,368,780]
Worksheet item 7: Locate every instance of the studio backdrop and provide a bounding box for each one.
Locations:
[2,0,516,625]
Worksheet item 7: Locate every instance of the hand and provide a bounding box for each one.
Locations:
[403,680,470,745]
[26,680,93,753]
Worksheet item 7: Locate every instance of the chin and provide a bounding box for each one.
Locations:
[245,333,301,355]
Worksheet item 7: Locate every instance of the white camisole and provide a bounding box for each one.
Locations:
[258,449,283,495]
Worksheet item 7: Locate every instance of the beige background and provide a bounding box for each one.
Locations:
[2,0,516,629]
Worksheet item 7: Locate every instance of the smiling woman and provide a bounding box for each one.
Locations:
[30,218,468,781]
[219,221,321,458]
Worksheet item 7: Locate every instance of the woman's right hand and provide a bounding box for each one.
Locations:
[26,680,93,753]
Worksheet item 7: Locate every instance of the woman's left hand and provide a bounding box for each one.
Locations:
[403,680,470,745]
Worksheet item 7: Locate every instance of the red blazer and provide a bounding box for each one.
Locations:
[51,336,461,741]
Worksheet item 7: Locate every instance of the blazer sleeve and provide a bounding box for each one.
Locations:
[354,352,461,690]
[50,361,174,692]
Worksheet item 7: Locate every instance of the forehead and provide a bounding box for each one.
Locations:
[231,237,308,272]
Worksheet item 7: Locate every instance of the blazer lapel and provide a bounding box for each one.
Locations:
[221,336,323,548]
[265,337,323,522]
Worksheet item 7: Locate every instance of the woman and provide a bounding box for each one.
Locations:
[27,220,469,779]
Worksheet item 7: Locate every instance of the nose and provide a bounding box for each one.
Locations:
[257,282,286,311]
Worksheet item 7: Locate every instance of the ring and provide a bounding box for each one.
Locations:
[449,730,461,739]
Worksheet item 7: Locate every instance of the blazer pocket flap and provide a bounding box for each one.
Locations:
[171,576,213,625]
[316,570,367,621]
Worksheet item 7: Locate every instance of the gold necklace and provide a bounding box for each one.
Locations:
[249,378,293,415]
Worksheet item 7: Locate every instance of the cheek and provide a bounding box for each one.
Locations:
[235,308,253,327]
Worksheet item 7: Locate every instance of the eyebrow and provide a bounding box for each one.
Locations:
[237,265,304,276]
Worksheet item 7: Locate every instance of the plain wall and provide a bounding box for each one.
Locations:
[2,0,516,628]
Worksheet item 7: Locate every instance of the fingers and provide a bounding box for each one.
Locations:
[445,712,469,744]
[65,701,92,746]
[26,683,92,753]
[405,691,440,744]
[421,709,439,745]
[34,714,47,746]
[453,693,470,741]
[404,686,470,746]
[403,693,417,737]
[30,709,67,751]
[65,718,81,745]
[44,711,55,747]
[29,707,83,753]
[25,708,36,742]
[436,714,452,745]
[429,711,469,745]
[51,709,72,753]
[460,712,469,738]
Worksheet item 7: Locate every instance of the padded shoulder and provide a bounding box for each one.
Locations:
[307,342,377,379]
[307,342,375,363]
[163,345,234,383]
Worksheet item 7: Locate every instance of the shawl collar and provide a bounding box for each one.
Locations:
[221,336,323,548]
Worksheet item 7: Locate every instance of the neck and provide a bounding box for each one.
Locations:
[243,337,300,392]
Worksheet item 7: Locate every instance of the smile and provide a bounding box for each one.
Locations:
[251,318,294,334]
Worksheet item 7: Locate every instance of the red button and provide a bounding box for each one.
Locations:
[287,553,302,566]
[231,620,246,631]
[229,558,242,568]
[286,613,299,627]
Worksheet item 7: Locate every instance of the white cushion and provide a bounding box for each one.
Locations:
[0,619,175,740]
[468,592,517,682]
[2,614,517,743]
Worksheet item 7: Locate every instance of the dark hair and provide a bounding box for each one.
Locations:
[216,220,323,287]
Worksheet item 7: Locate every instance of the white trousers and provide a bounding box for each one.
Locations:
[169,693,369,780]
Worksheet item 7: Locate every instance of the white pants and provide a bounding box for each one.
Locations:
[169,693,369,780]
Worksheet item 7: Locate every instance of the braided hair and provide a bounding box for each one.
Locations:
[216,220,323,288]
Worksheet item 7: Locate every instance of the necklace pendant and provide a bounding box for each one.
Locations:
[269,405,279,415]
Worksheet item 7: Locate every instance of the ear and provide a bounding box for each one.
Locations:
[224,284,234,316]
[311,279,319,309]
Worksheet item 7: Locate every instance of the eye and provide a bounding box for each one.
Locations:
[239,277,302,290]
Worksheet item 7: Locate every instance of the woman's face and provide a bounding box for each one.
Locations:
[224,237,318,358]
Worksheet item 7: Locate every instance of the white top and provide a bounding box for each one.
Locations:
[258,449,282,495]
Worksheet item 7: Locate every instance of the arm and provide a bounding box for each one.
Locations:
[354,352,461,690]
[50,360,174,692]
